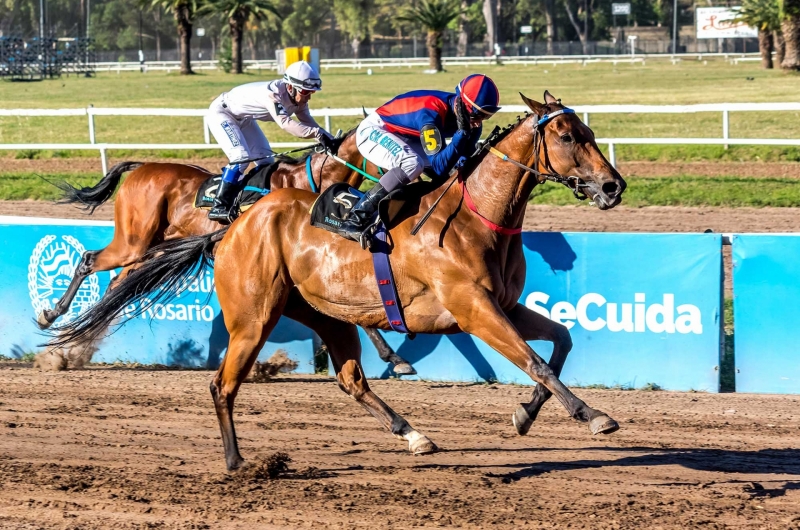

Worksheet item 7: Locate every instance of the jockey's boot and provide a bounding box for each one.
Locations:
[339,182,390,242]
[208,167,243,224]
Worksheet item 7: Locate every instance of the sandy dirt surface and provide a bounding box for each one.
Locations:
[1,365,799,529]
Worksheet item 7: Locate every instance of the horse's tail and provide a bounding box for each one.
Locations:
[54,161,144,214]
[44,227,229,348]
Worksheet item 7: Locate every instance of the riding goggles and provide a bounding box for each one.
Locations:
[286,75,322,92]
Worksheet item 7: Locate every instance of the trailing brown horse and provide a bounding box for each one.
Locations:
[50,92,627,470]
[40,132,413,372]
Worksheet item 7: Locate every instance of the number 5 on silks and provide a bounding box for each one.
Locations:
[421,124,442,156]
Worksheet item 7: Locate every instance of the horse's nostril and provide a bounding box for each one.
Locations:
[602,182,620,197]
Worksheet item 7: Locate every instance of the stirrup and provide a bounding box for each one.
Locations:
[357,218,381,250]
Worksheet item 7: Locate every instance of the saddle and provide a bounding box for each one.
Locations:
[193,163,280,212]
[309,178,444,250]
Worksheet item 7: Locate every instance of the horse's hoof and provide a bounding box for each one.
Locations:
[589,414,620,435]
[392,362,417,376]
[37,311,54,330]
[407,432,438,455]
[411,438,438,455]
[513,406,533,436]
[226,457,248,472]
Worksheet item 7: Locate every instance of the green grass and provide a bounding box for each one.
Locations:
[720,297,735,393]
[530,175,800,207]
[1,62,799,162]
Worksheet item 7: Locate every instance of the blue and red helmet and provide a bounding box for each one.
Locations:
[456,74,501,117]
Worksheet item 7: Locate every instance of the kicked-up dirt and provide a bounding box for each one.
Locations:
[1,365,799,529]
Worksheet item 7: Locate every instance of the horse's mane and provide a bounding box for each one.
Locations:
[460,101,562,176]
[275,127,358,165]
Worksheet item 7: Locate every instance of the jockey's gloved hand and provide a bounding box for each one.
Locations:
[455,96,471,134]
[319,132,336,153]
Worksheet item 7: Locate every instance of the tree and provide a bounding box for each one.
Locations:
[198,0,280,73]
[779,0,800,69]
[333,0,376,58]
[150,0,200,74]
[729,0,780,69]
[399,0,460,71]
[564,0,591,54]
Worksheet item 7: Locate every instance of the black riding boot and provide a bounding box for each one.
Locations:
[208,179,242,224]
[340,183,390,242]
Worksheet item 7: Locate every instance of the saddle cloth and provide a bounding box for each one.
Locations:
[193,163,280,211]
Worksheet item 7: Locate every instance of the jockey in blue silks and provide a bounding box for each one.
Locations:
[340,74,501,240]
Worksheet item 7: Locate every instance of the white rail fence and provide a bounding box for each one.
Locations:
[95,52,766,73]
[2,103,799,175]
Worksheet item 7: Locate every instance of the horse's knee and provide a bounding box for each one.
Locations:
[336,359,369,400]
[553,323,573,353]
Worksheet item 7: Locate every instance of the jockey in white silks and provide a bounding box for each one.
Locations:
[206,60,335,224]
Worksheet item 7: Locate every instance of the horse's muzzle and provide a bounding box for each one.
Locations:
[588,178,626,210]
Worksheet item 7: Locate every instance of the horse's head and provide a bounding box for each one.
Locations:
[521,91,626,210]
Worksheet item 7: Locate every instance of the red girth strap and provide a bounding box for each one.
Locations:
[458,175,522,236]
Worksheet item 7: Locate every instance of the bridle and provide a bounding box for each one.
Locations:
[485,107,590,201]
[452,106,592,236]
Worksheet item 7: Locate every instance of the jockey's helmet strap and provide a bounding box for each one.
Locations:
[536,108,575,129]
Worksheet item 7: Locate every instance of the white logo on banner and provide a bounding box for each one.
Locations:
[28,235,100,323]
[525,292,703,334]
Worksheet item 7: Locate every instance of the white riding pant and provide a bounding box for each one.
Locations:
[356,113,428,182]
[207,95,274,178]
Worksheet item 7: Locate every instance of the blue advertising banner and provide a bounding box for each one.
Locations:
[357,233,723,392]
[733,234,800,394]
[0,217,315,372]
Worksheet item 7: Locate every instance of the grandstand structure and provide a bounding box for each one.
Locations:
[0,37,95,81]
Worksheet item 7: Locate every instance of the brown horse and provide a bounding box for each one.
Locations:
[40,132,413,372]
[49,92,626,470]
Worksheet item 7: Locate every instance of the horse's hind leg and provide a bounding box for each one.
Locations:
[37,250,100,329]
[504,303,576,436]
[284,294,436,454]
[37,197,164,329]
[210,288,287,471]
[363,327,417,375]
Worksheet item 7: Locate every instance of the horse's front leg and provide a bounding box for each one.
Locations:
[505,302,575,436]
[448,289,618,435]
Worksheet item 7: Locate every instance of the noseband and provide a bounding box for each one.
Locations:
[488,107,590,201]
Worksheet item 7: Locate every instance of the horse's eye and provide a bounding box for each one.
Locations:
[561,133,574,143]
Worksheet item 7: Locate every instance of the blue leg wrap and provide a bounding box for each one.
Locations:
[222,165,243,184]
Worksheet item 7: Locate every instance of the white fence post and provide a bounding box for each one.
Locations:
[100,147,108,175]
[583,112,590,127]
[203,115,210,144]
[722,109,729,150]
[87,105,96,144]
[608,142,616,167]
[324,112,331,133]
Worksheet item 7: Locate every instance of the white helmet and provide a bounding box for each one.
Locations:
[283,60,322,92]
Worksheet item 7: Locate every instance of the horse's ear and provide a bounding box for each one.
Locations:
[543,90,558,105]
[519,92,545,115]
[362,106,368,118]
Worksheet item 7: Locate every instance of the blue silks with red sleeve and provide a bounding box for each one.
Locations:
[376,90,481,178]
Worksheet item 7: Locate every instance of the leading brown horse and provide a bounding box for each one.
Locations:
[49,92,627,470]
[40,132,413,372]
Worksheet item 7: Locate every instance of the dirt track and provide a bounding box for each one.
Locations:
[1,365,799,529]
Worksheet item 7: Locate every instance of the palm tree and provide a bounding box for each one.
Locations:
[198,0,281,74]
[729,0,781,69]
[151,0,200,75]
[779,0,800,69]
[399,0,461,72]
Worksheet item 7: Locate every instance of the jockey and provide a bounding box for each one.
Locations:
[206,60,335,223]
[339,74,501,240]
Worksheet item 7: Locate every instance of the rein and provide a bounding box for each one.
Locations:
[454,106,588,236]
[486,108,589,202]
